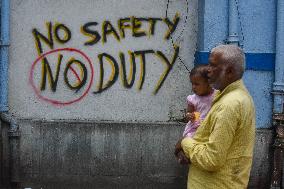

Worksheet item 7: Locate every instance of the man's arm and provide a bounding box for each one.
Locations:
[181,105,238,172]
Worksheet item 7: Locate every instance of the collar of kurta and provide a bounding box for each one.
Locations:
[212,79,246,105]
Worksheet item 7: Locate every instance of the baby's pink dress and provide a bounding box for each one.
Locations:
[183,90,216,137]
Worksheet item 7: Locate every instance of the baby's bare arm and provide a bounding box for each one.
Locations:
[185,104,195,122]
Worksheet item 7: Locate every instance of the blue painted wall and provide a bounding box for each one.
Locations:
[196,0,276,128]
[197,0,228,51]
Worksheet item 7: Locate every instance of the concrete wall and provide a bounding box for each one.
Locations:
[5,0,199,188]
[16,120,188,189]
[0,120,273,189]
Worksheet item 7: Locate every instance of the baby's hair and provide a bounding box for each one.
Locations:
[189,65,209,80]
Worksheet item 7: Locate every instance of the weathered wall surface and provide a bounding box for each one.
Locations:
[17,120,187,189]
[6,0,199,188]
[9,0,197,121]
[0,120,272,189]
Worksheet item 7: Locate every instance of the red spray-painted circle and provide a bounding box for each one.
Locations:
[29,48,94,106]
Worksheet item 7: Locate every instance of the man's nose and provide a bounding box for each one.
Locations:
[207,67,212,75]
[207,66,211,73]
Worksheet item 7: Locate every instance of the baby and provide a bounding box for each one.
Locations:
[176,65,216,164]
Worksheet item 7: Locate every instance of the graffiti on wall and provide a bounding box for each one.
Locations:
[30,13,181,105]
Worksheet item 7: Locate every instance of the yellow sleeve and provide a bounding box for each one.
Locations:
[181,105,238,172]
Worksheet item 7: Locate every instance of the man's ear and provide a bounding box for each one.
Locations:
[225,65,234,77]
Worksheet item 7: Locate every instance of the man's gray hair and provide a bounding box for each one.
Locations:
[211,44,245,78]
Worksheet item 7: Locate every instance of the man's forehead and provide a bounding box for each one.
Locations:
[209,51,222,64]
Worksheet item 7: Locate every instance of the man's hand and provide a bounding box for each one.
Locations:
[177,151,189,164]
[174,138,184,157]
[174,138,190,165]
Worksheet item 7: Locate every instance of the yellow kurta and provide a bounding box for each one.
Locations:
[181,80,255,189]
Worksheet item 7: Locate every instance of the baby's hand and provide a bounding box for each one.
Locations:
[186,112,195,122]
[186,112,200,122]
